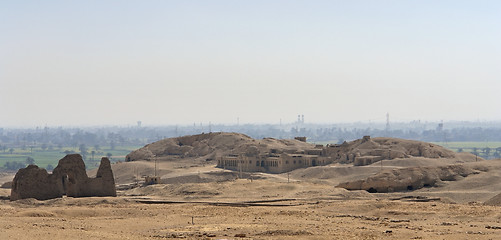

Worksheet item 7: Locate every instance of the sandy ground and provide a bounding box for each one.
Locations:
[1,179,501,240]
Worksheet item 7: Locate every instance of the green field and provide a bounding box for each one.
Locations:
[432,142,501,159]
[0,146,142,171]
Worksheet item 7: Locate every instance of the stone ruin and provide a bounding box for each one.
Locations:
[10,154,116,201]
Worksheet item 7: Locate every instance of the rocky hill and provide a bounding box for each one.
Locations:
[125,132,315,162]
[325,136,457,165]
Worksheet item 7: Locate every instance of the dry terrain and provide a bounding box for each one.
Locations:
[2,134,501,239]
[1,179,501,240]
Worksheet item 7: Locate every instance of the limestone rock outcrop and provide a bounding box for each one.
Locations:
[10,154,116,201]
[324,136,457,165]
[336,165,479,193]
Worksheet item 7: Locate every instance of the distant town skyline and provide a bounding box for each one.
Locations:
[2,1,500,127]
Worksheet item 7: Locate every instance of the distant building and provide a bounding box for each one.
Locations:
[217,151,332,174]
[144,176,160,185]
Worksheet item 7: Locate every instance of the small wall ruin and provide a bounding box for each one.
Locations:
[10,154,116,201]
[144,176,161,185]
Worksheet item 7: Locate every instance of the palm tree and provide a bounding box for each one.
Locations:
[483,147,491,158]
[495,147,501,159]
[46,164,54,171]
[25,157,35,165]
[79,144,88,160]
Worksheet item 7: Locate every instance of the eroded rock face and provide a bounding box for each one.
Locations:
[324,137,457,166]
[10,154,116,201]
[336,165,479,193]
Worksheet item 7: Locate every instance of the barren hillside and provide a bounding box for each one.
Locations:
[125,132,315,162]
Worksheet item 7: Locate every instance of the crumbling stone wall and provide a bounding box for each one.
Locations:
[10,154,116,201]
[10,165,61,201]
[87,157,116,197]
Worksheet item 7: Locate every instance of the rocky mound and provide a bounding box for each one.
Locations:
[326,136,457,165]
[336,164,481,193]
[484,192,501,206]
[125,132,315,162]
[1,181,12,189]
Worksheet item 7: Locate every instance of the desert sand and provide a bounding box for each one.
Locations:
[1,178,501,240]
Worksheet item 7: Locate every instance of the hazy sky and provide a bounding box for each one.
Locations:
[1,1,500,127]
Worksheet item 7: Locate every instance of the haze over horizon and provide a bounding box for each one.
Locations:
[2,1,500,127]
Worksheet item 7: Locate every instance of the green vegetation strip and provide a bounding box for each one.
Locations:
[0,146,141,170]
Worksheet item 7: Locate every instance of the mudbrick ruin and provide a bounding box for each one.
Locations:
[10,154,116,201]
